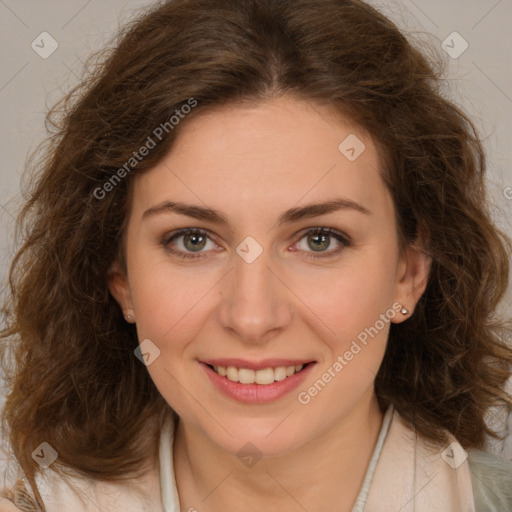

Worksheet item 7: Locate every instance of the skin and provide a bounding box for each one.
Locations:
[109,95,431,511]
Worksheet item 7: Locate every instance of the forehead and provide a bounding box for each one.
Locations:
[130,96,392,225]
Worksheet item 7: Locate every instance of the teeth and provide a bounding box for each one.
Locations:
[273,367,287,382]
[238,368,255,384]
[212,364,306,385]
[226,366,238,381]
[256,367,275,384]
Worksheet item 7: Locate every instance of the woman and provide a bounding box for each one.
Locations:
[1,0,511,510]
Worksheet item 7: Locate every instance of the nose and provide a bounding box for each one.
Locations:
[217,245,292,345]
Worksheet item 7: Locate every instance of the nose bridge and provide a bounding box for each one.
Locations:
[219,238,291,343]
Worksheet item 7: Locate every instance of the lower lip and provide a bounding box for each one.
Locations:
[200,362,315,404]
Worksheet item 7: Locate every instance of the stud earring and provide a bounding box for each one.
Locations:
[400,306,409,315]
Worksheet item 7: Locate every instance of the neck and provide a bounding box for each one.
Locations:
[173,390,384,511]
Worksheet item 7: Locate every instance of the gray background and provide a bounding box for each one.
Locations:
[0,0,511,478]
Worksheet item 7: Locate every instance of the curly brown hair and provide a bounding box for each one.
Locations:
[1,0,511,509]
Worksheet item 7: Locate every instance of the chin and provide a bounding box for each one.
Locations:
[199,414,312,460]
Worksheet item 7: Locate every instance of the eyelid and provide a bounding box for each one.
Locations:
[161,226,351,260]
[296,226,350,241]
[161,228,219,260]
[293,227,351,258]
[162,227,218,247]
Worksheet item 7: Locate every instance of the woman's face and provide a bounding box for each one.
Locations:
[109,95,430,457]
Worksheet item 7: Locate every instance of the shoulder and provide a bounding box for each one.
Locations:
[0,480,34,512]
[1,466,40,512]
[0,499,22,512]
[1,462,163,512]
[467,448,512,511]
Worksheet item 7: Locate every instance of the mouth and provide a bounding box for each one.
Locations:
[199,359,316,404]
[206,362,311,385]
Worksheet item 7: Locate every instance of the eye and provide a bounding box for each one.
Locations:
[161,228,217,259]
[295,227,350,259]
[161,227,350,261]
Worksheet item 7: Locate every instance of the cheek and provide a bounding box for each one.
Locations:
[131,268,212,343]
[289,250,398,349]
[129,267,213,412]
[293,260,396,414]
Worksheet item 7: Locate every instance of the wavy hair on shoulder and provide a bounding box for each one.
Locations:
[1,0,511,509]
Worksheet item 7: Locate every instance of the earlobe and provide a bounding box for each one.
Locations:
[107,263,134,320]
[392,245,432,323]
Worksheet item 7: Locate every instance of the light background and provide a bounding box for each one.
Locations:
[0,0,511,478]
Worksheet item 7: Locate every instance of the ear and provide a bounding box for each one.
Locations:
[108,262,135,321]
[391,242,432,324]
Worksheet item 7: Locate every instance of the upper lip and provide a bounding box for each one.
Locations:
[200,358,315,370]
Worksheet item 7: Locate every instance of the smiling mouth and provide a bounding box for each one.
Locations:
[206,363,312,385]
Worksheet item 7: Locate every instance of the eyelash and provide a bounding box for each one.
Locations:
[161,227,350,260]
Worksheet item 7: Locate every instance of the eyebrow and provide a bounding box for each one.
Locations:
[142,198,371,226]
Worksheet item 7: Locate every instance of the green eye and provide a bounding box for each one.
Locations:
[162,229,213,259]
[161,227,350,260]
[296,228,350,259]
